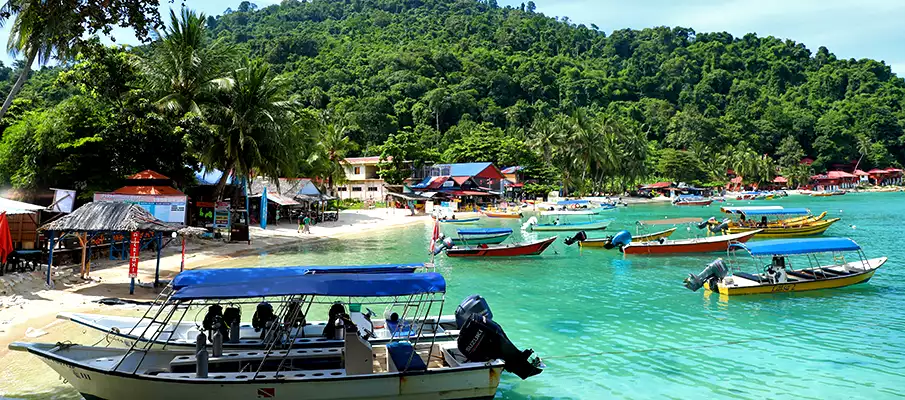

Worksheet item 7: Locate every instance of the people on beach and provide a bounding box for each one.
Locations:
[303,214,312,234]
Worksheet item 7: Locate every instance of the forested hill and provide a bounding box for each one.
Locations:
[206,0,905,171]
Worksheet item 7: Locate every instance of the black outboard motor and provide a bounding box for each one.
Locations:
[458,314,544,379]
[684,259,729,292]
[563,231,588,246]
[455,294,493,329]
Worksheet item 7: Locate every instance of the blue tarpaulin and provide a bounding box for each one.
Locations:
[731,238,861,256]
[171,272,446,300]
[172,264,423,289]
[456,228,513,236]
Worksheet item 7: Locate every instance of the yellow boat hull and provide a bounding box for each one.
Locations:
[710,267,879,296]
[579,228,676,248]
[727,211,828,229]
[727,218,840,238]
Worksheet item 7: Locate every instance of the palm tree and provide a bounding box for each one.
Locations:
[308,113,358,195]
[138,8,235,116]
[528,117,562,162]
[0,0,82,121]
[200,58,299,199]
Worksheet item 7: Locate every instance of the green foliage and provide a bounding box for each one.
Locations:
[376,128,440,185]
[657,149,707,184]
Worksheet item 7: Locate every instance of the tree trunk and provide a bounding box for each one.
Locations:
[214,160,237,201]
[0,47,38,124]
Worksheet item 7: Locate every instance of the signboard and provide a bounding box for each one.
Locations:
[128,231,140,278]
[50,188,76,213]
[212,202,231,228]
[94,193,187,224]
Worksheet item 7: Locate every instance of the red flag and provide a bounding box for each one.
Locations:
[0,212,11,264]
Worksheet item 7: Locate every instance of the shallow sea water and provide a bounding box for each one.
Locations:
[2,193,904,399]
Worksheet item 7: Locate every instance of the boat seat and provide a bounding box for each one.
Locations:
[386,341,427,371]
[152,369,346,380]
[816,268,848,276]
[785,270,814,280]
[385,320,415,338]
[732,272,763,283]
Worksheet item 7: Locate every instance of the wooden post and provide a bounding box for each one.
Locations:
[78,232,88,279]
[46,231,55,287]
[154,232,162,287]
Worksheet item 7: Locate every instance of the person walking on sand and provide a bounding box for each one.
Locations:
[297,213,304,233]
[303,214,312,234]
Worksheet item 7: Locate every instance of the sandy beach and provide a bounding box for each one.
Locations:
[0,208,431,358]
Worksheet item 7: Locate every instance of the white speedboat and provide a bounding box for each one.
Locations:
[12,272,544,400]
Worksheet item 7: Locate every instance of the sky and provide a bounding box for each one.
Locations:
[0,0,903,74]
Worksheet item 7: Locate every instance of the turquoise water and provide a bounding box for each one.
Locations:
[245,193,905,399]
[4,193,904,399]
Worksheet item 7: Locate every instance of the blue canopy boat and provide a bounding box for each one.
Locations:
[684,237,887,296]
[17,270,543,400]
[172,263,425,289]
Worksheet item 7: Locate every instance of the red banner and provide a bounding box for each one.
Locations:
[128,231,140,278]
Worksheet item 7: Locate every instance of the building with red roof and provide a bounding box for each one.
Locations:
[94,170,188,223]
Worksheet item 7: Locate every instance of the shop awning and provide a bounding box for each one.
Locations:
[444,190,492,196]
[249,193,301,206]
[387,192,432,201]
[0,197,45,215]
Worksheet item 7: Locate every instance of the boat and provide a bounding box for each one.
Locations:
[684,238,887,295]
[719,207,840,238]
[810,191,834,197]
[483,210,522,218]
[578,228,676,248]
[672,195,713,206]
[448,228,512,246]
[12,273,544,399]
[522,216,609,232]
[442,236,557,257]
[437,217,480,224]
[620,230,761,255]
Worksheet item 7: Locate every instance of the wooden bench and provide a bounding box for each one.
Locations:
[169,347,343,368]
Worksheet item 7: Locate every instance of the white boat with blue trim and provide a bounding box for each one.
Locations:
[12,271,543,400]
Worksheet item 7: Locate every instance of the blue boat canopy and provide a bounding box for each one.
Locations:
[173,264,422,289]
[557,199,589,205]
[456,228,513,236]
[171,272,446,300]
[730,238,861,256]
[723,207,810,216]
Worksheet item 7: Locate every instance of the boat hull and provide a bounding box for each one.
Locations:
[673,200,713,206]
[482,212,521,219]
[438,218,480,224]
[446,237,556,257]
[711,258,886,296]
[532,221,608,232]
[579,228,676,248]
[622,230,760,255]
[727,218,840,238]
[11,343,502,400]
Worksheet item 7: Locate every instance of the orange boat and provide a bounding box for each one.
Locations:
[621,230,761,255]
[483,210,522,218]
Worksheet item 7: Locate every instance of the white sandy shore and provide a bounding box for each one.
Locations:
[0,208,431,355]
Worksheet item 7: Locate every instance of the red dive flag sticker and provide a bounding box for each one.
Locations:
[257,388,275,398]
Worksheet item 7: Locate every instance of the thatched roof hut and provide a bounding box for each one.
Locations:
[40,201,183,232]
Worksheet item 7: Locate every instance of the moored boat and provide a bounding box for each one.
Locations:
[719,207,840,237]
[684,238,886,295]
[12,273,544,400]
[672,195,713,206]
[448,227,513,246]
[621,230,761,255]
[443,236,557,257]
[438,217,480,224]
[483,210,522,218]
[523,216,609,232]
[578,228,676,248]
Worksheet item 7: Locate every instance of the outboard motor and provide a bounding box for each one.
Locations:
[611,230,632,248]
[709,218,730,234]
[684,259,729,292]
[202,305,229,343]
[455,294,493,329]
[563,231,588,246]
[457,314,544,379]
[697,217,715,230]
[521,216,538,231]
[433,237,454,255]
